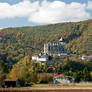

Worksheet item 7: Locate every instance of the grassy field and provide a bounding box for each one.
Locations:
[1,83,92,92]
[31,83,92,87]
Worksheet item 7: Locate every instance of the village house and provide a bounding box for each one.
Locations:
[81,55,92,61]
[53,74,74,84]
[3,79,19,88]
[32,52,49,62]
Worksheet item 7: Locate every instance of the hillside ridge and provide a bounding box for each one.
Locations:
[0,19,92,65]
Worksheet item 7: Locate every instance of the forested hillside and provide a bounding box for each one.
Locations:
[0,19,92,66]
[0,19,92,86]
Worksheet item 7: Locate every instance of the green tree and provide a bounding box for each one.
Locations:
[0,70,5,87]
[82,67,90,81]
[73,71,82,83]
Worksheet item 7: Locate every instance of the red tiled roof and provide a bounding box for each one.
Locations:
[54,74,72,79]
[82,55,92,58]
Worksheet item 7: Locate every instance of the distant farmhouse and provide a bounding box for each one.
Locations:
[54,74,74,84]
[81,54,92,61]
[32,37,68,62]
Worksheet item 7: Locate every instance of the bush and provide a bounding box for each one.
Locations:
[37,73,53,83]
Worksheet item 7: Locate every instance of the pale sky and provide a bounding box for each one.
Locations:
[0,0,92,28]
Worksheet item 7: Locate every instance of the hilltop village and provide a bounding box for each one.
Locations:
[32,37,92,64]
[32,37,74,63]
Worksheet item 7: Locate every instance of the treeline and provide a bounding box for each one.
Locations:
[0,56,90,86]
[0,56,92,86]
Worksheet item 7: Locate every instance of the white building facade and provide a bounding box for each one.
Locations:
[82,55,92,61]
[54,74,74,84]
[32,52,49,62]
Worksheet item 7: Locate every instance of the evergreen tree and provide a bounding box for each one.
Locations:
[82,67,90,81]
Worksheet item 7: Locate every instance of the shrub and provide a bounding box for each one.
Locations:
[37,73,53,83]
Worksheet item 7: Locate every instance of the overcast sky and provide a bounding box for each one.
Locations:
[0,0,92,28]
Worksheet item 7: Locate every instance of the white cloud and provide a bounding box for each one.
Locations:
[29,1,90,24]
[0,0,39,18]
[0,0,91,24]
[87,1,92,10]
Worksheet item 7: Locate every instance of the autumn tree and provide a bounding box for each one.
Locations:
[37,73,53,83]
